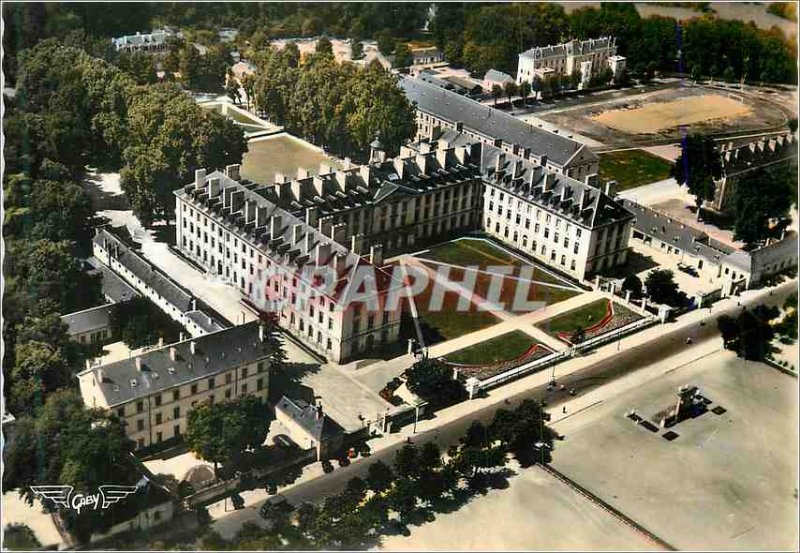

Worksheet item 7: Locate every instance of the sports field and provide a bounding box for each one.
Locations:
[592,94,752,134]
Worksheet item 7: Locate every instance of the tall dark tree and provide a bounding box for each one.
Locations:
[672,134,722,215]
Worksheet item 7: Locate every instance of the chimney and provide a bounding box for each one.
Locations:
[274,172,286,184]
[190,341,197,355]
[304,232,314,254]
[332,223,347,244]
[316,242,332,266]
[179,331,186,342]
[306,206,318,227]
[312,176,325,197]
[528,166,539,186]
[351,235,363,255]
[318,218,333,238]
[435,146,449,168]
[495,153,506,173]
[297,167,310,180]
[97,369,106,383]
[539,155,548,168]
[258,324,266,342]
[584,173,599,188]
[169,346,178,361]
[604,180,617,197]
[332,253,343,275]
[225,164,241,181]
[195,168,207,190]
[455,145,468,165]
[230,190,244,213]
[359,165,372,184]
[291,179,302,201]
[512,160,524,180]
[245,199,256,223]
[579,188,592,210]
[208,177,221,198]
[158,336,164,348]
[343,157,352,170]
[270,215,283,238]
[256,206,268,228]
[292,224,303,246]
[543,172,556,192]
[334,171,347,191]
[393,158,405,179]
[135,357,144,372]
[560,186,569,203]
[223,186,234,208]
[370,244,383,266]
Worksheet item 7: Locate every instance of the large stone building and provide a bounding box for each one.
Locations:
[403,129,634,280]
[78,322,271,450]
[517,37,620,85]
[400,76,599,181]
[712,133,797,211]
[174,167,405,363]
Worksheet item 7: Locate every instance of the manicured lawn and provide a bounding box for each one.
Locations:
[537,299,611,334]
[598,149,672,191]
[445,330,540,365]
[420,238,568,287]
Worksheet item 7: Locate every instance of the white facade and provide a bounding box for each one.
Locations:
[517,36,618,84]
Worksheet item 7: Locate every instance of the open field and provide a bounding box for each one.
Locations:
[551,349,799,550]
[377,459,656,551]
[445,330,539,365]
[598,149,673,191]
[592,94,752,134]
[539,85,787,147]
[241,134,343,185]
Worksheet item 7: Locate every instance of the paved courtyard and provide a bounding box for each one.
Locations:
[241,133,343,185]
[551,349,798,550]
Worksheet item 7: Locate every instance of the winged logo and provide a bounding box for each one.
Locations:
[30,485,73,509]
[99,485,139,509]
[31,484,140,512]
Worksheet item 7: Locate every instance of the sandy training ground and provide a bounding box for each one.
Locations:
[592,94,752,134]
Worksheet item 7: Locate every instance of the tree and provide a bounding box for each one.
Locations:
[375,30,396,56]
[644,269,684,306]
[717,314,738,347]
[720,306,779,360]
[690,64,702,82]
[316,36,333,58]
[109,296,185,349]
[9,340,73,416]
[350,39,364,60]
[393,43,413,69]
[621,275,643,299]
[387,478,417,521]
[393,444,420,479]
[730,164,795,247]
[723,65,735,83]
[788,118,798,134]
[503,80,518,106]
[518,80,531,105]
[489,399,554,464]
[366,460,394,492]
[225,70,241,105]
[184,396,272,475]
[490,83,503,106]
[671,134,722,215]
[405,355,467,407]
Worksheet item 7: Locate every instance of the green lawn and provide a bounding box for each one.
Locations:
[537,299,610,334]
[420,238,565,286]
[598,149,672,191]
[445,330,540,365]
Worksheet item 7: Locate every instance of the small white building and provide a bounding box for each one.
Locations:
[274,396,343,461]
[482,69,515,91]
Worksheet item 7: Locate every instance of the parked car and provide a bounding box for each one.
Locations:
[321,460,334,474]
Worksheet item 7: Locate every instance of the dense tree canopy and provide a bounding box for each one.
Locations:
[672,134,722,213]
[730,164,796,248]
[405,356,467,408]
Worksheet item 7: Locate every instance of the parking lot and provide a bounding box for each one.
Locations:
[551,349,798,550]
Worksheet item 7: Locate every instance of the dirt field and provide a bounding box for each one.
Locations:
[539,85,787,146]
[241,134,343,184]
[592,94,752,135]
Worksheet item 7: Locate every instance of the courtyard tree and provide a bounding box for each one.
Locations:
[644,269,685,307]
[393,443,421,479]
[366,460,394,492]
[671,134,722,216]
[405,355,467,407]
[225,69,241,104]
[489,399,555,465]
[184,396,272,475]
[491,83,502,106]
[503,80,518,106]
[621,274,643,299]
[719,305,779,360]
[518,80,532,105]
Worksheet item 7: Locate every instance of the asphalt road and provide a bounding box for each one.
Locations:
[263,282,794,509]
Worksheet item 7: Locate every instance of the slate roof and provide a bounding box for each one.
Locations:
[61,304,114,336]
[484,69,514,84]
[400,76,591,167]
[276,396,341,441]
[482,145,633,229]
[99,265,140,303]
[79,322,270,406]
[520,36,616,61]
[94,228,194,313]
[622,200,735,262]
[185,310,226,334]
